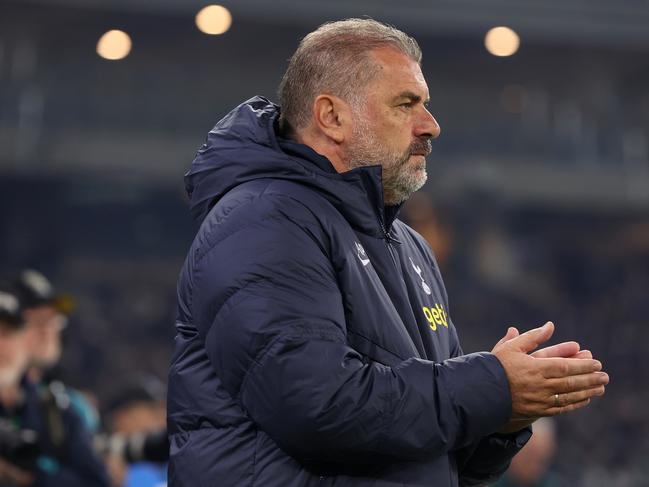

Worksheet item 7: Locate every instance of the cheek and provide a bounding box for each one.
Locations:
[387,118,416,150]
[24,330,38,349]
[5,338,27,364]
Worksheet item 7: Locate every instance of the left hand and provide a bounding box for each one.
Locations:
[494,327,594,434]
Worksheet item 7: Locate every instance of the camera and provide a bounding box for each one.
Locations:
[95,429,168,464]
[0,419,42,471]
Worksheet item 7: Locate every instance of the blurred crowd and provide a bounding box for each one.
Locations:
[0,270,168,487]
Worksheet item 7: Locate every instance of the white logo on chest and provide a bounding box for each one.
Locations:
[409,257,432,295]
[355,242,370,266]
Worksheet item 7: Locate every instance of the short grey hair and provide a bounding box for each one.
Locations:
[278,18,422,135]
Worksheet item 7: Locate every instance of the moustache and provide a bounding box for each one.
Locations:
[408,138,432,158]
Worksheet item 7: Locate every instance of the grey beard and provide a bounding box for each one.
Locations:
[347,121,430,205]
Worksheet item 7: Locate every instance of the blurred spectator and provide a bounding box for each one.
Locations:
[401,192,453,268]
[494,404,566,487]
[0,283,109,487]
[0,284,32,486]
[103,375,167,487]
[493,408,563,486]
[13,270,100,434]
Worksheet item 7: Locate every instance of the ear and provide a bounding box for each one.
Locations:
[312,94,352,144]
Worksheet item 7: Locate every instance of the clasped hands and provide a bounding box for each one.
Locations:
[491,321,609,434]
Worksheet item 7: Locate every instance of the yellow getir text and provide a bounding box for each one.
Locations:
[423,304,448,331]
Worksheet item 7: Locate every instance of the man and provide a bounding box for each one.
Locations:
[168,19,608,486]
[13,270,69,385]
[0,283,109,487]
[103,376,168,487]
[0,285,33,487]
[13,269,99,434]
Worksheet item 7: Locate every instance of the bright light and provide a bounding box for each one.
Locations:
[196,5,232,35]
[484,26,520,57]
[96,30,132,61]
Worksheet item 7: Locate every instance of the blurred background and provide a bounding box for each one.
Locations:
[1,0,648,485]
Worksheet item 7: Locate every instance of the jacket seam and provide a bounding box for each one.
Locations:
[238,327,345,401]
[346,328,407,362]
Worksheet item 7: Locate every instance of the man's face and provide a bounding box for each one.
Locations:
[0,323,28,388]
[345,48,440,205]
[23,305,65,369]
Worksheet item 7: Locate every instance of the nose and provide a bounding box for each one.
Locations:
[416,108,441,139]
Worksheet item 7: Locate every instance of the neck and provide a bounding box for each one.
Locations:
[293,130,349,174]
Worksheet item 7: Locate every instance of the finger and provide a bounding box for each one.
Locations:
[547,398,591,416]
[538,356,602,378]
[494,326,520,349]
[561,386,606,405]
[548,372,609,394]
[507,321,554,354]
[572,350,593,359]
[532,341,580,358]
[548,385,605,412]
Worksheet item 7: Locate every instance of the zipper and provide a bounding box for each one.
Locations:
[379,220,398,267]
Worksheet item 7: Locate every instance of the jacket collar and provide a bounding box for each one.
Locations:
[185,96,403,237]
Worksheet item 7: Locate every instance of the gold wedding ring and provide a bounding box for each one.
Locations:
[554,393,561,407]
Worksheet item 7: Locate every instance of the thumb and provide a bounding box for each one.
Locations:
[494,326,520,349]
[508,321,555,354]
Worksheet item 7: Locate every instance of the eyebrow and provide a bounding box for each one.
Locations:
[394,91,430,105]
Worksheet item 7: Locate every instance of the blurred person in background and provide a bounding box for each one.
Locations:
[169,18,608,487]
[13,269,100,435]
[494,418,563,487]
[102,376,167,487]
[400,192,453,269]
[0,283,109,487]
[0,284,32,486]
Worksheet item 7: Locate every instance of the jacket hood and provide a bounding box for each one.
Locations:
[185,96,397,237]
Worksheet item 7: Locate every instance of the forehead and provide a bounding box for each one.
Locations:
[25,304,57,317]
[366,47,429,99]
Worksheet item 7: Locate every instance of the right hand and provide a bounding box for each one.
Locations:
[492,322,608,420]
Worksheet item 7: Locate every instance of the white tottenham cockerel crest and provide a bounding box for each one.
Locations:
[409,257,432,295]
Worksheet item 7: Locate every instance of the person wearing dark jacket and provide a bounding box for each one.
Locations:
[168,19,608,487]
[12,269,100,435]
[0,284,109,487]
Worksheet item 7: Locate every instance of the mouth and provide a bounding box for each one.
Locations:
[409,139,432,158]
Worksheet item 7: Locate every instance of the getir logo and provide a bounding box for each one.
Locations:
[422,304,448,332]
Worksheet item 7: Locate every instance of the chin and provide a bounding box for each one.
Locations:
[413,169,428,188]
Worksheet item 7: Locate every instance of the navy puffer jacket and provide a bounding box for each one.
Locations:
[167,97,530,487]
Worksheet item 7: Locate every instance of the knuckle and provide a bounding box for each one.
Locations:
[559,361,569,376]
[565,376,574,391]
